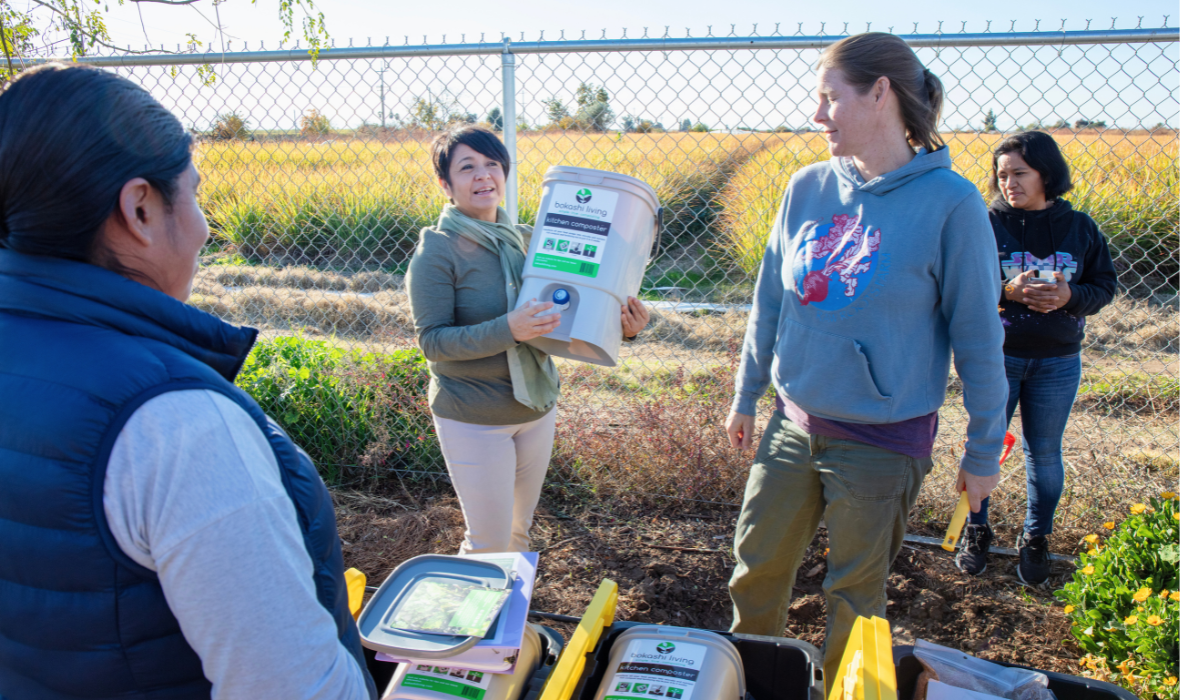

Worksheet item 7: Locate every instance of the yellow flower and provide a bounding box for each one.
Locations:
[1133,587,1153,602]
[1064,605,1075,614]
[1161,589,1170,599]
[1163,490,1177,500]
[1165,677,1178,687]
[1102,521,1115,530]
[1147,615,1163,626]
[1124,615,1138,625]
[1083,534,1099,544]
[1170,591,1180,601]
[1082,565,1095,575]
[1174,512,1179,521]
[1131,503,1146,514]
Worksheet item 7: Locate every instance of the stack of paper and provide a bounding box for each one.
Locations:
[375,551,538,674]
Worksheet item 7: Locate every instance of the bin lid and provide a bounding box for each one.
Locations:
[542,166,660,217]
[359,554,514,660]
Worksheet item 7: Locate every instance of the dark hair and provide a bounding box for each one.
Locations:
[0,63,192,261]
[431,125,510,186]
[989,131,1073,202]
[817,33,945,153]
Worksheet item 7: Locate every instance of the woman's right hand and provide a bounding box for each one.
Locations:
[508,300,562,342]
[1003,270,1037,304]
[726,410,756,450]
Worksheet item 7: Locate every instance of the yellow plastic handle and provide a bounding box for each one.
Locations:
[942,491,971,552]
[344,568,366,621]
[540,579,619,700]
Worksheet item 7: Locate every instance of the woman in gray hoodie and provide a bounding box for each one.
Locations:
[723,33,1008,681]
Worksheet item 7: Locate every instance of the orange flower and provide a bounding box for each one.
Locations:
[1170,591,1180,602]
[1102,521,1115,530]
[1147,615,1163,626]
[1083,534,1099,544]
[1130,503,1146,515]
[1165,677,1178,687]
[1161,589,1170,599]
[1133,587,1152,602]
[1124,615,1138,625]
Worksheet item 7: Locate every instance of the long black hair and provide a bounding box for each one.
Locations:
[0,63,192,261]
[989,130,1073,203]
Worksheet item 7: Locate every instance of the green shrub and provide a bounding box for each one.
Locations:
[1056,493,1179,699]
[235,335,439,484]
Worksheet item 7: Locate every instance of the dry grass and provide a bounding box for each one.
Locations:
[191,268,1176,524]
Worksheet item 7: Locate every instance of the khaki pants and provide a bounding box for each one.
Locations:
[728,411,932,686]
[434,409,557,554]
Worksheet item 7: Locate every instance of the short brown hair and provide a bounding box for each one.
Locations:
[431,125,510,185]
[817,33,945,153]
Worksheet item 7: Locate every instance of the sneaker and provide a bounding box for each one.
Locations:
[955,523,994,575]
[1017,532,1052,585]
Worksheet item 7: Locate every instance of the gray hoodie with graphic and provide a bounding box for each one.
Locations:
[732,148,1008,476]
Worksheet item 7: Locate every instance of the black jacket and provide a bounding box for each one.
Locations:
[991,198,1117,359]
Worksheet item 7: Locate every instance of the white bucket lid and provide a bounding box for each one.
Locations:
[541,166,661,217]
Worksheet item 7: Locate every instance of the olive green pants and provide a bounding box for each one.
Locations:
[728,411,932,687]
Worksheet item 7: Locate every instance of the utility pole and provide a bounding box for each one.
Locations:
[376,64,387,129]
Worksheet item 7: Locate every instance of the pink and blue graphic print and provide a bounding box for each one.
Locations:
[1001,252,1077,282]
[792,213,881,310]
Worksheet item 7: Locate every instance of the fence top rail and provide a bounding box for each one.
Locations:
[27,27,1180,68]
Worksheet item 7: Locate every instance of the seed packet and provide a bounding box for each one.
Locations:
[385,576,511,638]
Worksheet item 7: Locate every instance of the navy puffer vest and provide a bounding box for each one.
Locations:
[0,250,376,700]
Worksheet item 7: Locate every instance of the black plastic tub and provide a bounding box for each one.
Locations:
[546,620,823,700]
[893,645,1138,700]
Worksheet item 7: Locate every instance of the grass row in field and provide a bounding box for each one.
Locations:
[718,132,1179,285]
[198,132,768,267]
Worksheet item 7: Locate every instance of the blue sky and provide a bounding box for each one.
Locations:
[95,0,1178,51]
[73,0,1177,132]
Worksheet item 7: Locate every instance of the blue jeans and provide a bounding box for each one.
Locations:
[968,353,1082,537]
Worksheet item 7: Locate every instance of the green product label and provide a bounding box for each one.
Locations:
[447,588,505,633]
[532,252,600,278]
[402,674,486,700]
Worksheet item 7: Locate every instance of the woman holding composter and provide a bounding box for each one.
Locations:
[723,33,1009,679]
[406,125,649,555]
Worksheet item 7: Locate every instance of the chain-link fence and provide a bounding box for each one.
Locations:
[41,20,1179,519]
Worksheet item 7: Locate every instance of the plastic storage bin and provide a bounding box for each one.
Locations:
[565,621,824,700]
[892,646,1137,700]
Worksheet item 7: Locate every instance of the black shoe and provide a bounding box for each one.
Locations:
[1017,532,1052,585]
[955,523,994,575]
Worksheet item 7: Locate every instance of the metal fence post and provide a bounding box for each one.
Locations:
[501,39,518,223]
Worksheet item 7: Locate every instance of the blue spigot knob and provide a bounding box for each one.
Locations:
[552,288,570,305]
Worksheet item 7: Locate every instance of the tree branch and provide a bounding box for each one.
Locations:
[127,0,202,4]
[27,0,181,54]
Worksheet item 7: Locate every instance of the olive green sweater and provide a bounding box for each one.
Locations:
[406,226,554,426]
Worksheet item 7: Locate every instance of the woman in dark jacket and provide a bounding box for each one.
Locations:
[0,64,375,699]
[956,130,1117,585]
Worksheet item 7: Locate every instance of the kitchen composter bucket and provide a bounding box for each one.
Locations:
[591,625,746,700]
[515,166,661,367]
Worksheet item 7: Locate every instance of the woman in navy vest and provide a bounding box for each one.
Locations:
[0,65,376,699]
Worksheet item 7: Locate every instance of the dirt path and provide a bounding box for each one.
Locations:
[335,490,1080,675]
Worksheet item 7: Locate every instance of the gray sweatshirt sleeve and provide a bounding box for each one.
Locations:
[104,391,370,700]
[731,195,788,416]
[938,196,1009,476]
[406,230,518,362]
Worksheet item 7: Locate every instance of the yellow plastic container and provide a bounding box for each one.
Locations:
[828,616,896,700]
[539,579,619,700]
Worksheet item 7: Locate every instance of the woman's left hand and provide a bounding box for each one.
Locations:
[1023,272,1072,313]
[621,296,650,338]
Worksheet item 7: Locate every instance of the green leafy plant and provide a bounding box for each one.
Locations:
[1056,493,1179,699]
[235,335,438,484]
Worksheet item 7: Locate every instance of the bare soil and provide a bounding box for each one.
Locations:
[334,489,1082,676]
